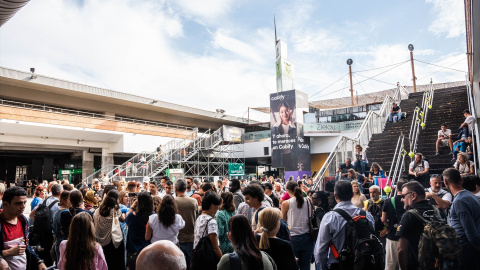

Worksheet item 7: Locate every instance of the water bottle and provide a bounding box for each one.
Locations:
[393,116,398,122]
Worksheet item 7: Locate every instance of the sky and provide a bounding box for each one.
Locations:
[0,0,468,122]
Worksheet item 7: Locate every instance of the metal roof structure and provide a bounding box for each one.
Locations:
[0,0,29,27]
[251,81,466,113]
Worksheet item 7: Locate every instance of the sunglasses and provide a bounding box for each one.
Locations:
[400,192,414,199]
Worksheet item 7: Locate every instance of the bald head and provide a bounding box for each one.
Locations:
[136,240,186,270]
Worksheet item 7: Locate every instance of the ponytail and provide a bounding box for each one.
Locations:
[285,181,304,209]
[294,187,304,208]
[257,208,282,250]
[259,227,270,249]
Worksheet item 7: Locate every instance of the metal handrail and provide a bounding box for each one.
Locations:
[465,77,479,175]
[146,127,224,178]
[312,83,408,190]
[408,81,434,155]
[386,134,406,197]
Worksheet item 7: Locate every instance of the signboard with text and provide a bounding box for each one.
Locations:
[270,89,311,171]
[228,163,245,176]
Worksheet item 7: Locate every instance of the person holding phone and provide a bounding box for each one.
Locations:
[435,123,453,155]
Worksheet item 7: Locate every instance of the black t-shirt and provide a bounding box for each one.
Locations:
[392,105,400,113]
[338,163,354,174]
[382,196,405,240]
[396,200,441,269]
[254,235,297,270]
[269,194,280,208]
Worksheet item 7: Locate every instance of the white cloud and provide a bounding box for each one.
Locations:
[170,0,234,24]
[426,0,465,38]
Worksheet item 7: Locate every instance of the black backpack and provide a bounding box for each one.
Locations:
[29,198,57,256]
[192,218,219,270]
[366,199,385,233]
[332,209,384,270]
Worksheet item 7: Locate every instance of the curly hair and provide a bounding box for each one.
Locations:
[157,195,177,228]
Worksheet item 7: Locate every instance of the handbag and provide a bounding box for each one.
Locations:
[192,217,219,270]
[307,199,319,241]
[111,210,123,247]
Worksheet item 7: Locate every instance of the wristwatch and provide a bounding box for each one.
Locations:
[37,259,44,265]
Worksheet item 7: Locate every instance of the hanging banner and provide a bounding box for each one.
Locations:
[270,89,311,171]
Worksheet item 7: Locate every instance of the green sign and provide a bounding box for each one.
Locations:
[59,169,83,175]
[228,163,245,176]
[166,169,184,182]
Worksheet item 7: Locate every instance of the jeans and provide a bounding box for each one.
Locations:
[389,112,401,122]
[354,160,367,174]
[291,233,314,270]
[179,242,193,270]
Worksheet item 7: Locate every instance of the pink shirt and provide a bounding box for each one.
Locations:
[58,240,108,270]
[281,192,291,201]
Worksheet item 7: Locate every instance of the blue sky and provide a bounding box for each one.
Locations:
[0,0,467,121]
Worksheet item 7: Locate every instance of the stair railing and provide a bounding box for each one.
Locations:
[408,81,434,155]
[82,151,150,185]
[465,76,479,175]
[147,126,224,178]
[312,83,407,190]
[386,134,406,197]
[311,136,358,190]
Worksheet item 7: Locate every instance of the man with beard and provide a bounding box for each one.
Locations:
[397,181,443,270]
[425,175,452,214]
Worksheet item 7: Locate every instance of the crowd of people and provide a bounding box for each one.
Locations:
[0,168,477,270]
[0,109,478,270]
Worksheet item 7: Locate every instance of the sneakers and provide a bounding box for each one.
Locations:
[449,151,453,155]
[435,152,439,156]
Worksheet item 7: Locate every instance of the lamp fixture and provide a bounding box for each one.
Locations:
[408,44,414,52]
[30,68,37,80]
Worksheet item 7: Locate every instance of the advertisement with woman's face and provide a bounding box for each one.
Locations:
[270,91,297,171]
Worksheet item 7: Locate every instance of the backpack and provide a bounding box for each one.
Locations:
[255,207,291,242]
[408,208,461,270]
[233,192,245,203]
[29,198,58,252]
[366,199,385,233]
[192,218,219,270]
[331,209,384,270]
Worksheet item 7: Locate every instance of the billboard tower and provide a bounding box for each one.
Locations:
[275,18,295,92]
[271,19,311,181]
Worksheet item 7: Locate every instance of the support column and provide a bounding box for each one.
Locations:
[82,150,94,181]
[101,148,114,174]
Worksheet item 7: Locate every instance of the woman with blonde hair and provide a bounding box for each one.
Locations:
[454,152,474,176]
[351,181,367,208]
[256,208,297,270]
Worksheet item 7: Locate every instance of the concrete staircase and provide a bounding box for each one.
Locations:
[367,85,468,177]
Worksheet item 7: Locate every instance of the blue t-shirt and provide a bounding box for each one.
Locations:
[126,212,151,252]
[31,197,43,211]
[450,190,480,247]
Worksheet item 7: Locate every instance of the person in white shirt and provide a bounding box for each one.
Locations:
[425,175,452,213]
[435,124,453,155]
[145,195,185,244]
[461,109,475,135]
